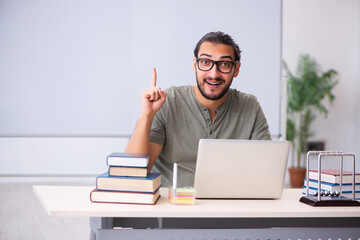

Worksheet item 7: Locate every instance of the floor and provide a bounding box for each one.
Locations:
[0,178,93,240]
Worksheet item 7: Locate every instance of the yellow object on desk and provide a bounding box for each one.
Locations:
[169,187,195,205]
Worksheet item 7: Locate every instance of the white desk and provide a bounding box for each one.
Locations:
[33,186,360,240]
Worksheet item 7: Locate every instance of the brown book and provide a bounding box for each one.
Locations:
[90,188,160,205]
[109,166,148,177]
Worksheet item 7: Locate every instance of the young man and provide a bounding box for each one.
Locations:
[125,32,271,187]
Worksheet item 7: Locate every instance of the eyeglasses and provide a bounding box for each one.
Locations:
[196,58,238,74]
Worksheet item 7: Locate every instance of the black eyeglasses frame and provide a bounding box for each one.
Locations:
[196,58,238,74]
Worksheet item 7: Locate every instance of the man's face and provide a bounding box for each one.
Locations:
[193,42,240,101]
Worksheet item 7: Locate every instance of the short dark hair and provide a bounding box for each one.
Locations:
[194,31,242,62]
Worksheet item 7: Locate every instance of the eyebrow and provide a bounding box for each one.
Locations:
[199,53,233,61]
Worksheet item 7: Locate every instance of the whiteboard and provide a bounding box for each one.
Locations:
[0,0,282,136]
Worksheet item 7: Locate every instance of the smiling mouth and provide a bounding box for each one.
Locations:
[205,79,224,86]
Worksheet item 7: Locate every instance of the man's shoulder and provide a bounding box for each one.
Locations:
[154,85,194,120]
[229,88,259,104]
[164,85,192,96]
[163,85,194,102]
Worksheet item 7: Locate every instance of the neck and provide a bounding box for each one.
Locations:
[193,85,228,121]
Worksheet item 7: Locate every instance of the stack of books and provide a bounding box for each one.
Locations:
[303,169,360,199]
[90,153,162,205]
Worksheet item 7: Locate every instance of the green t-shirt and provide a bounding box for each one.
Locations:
[150,85,271,187]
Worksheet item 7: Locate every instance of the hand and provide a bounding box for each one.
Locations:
[140,68,166,117]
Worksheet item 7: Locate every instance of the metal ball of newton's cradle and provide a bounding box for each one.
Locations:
[313,190,341,198]
[330,191,340,197]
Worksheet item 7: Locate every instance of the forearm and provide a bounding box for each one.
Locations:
[125,114,155,154]
[125,67,165,168]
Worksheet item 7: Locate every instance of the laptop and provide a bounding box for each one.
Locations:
[194,139,290,199]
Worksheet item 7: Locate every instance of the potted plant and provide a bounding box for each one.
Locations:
[283,54,338,188]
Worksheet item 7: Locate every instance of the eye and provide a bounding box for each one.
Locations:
[219,61,231,68]
[200,59,211,65]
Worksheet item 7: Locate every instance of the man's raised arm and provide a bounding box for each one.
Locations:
[125,68,166,171]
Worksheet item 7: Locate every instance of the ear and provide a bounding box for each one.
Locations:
[233,61,241,78]
[192,58,197,74]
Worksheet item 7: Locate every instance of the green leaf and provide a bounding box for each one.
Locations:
[283,54,338,168]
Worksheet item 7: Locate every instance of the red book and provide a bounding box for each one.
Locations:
[90,188,160,205]
[309,169,360,184]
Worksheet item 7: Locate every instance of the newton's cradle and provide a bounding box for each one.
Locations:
[300,151,360,207]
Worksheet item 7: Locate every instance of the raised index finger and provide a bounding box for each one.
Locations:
[151,67,157,87]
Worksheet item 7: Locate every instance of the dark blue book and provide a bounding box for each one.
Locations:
[96,172,161,193]
[106,152,149,167]
[303,179,360,192]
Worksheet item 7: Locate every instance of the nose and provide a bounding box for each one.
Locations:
[208,64,222,78]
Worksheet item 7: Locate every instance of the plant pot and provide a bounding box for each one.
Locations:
[288,167,306,188]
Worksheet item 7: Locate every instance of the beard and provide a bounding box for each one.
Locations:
[196,74,233,101]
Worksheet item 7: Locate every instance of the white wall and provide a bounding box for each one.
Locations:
[2,0,359,183]
[283,0,360,171]
[0,0,283,178]
[0,0,282,137]
[0,137,129,176]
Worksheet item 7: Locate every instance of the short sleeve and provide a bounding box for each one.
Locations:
[250,104,272,140]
